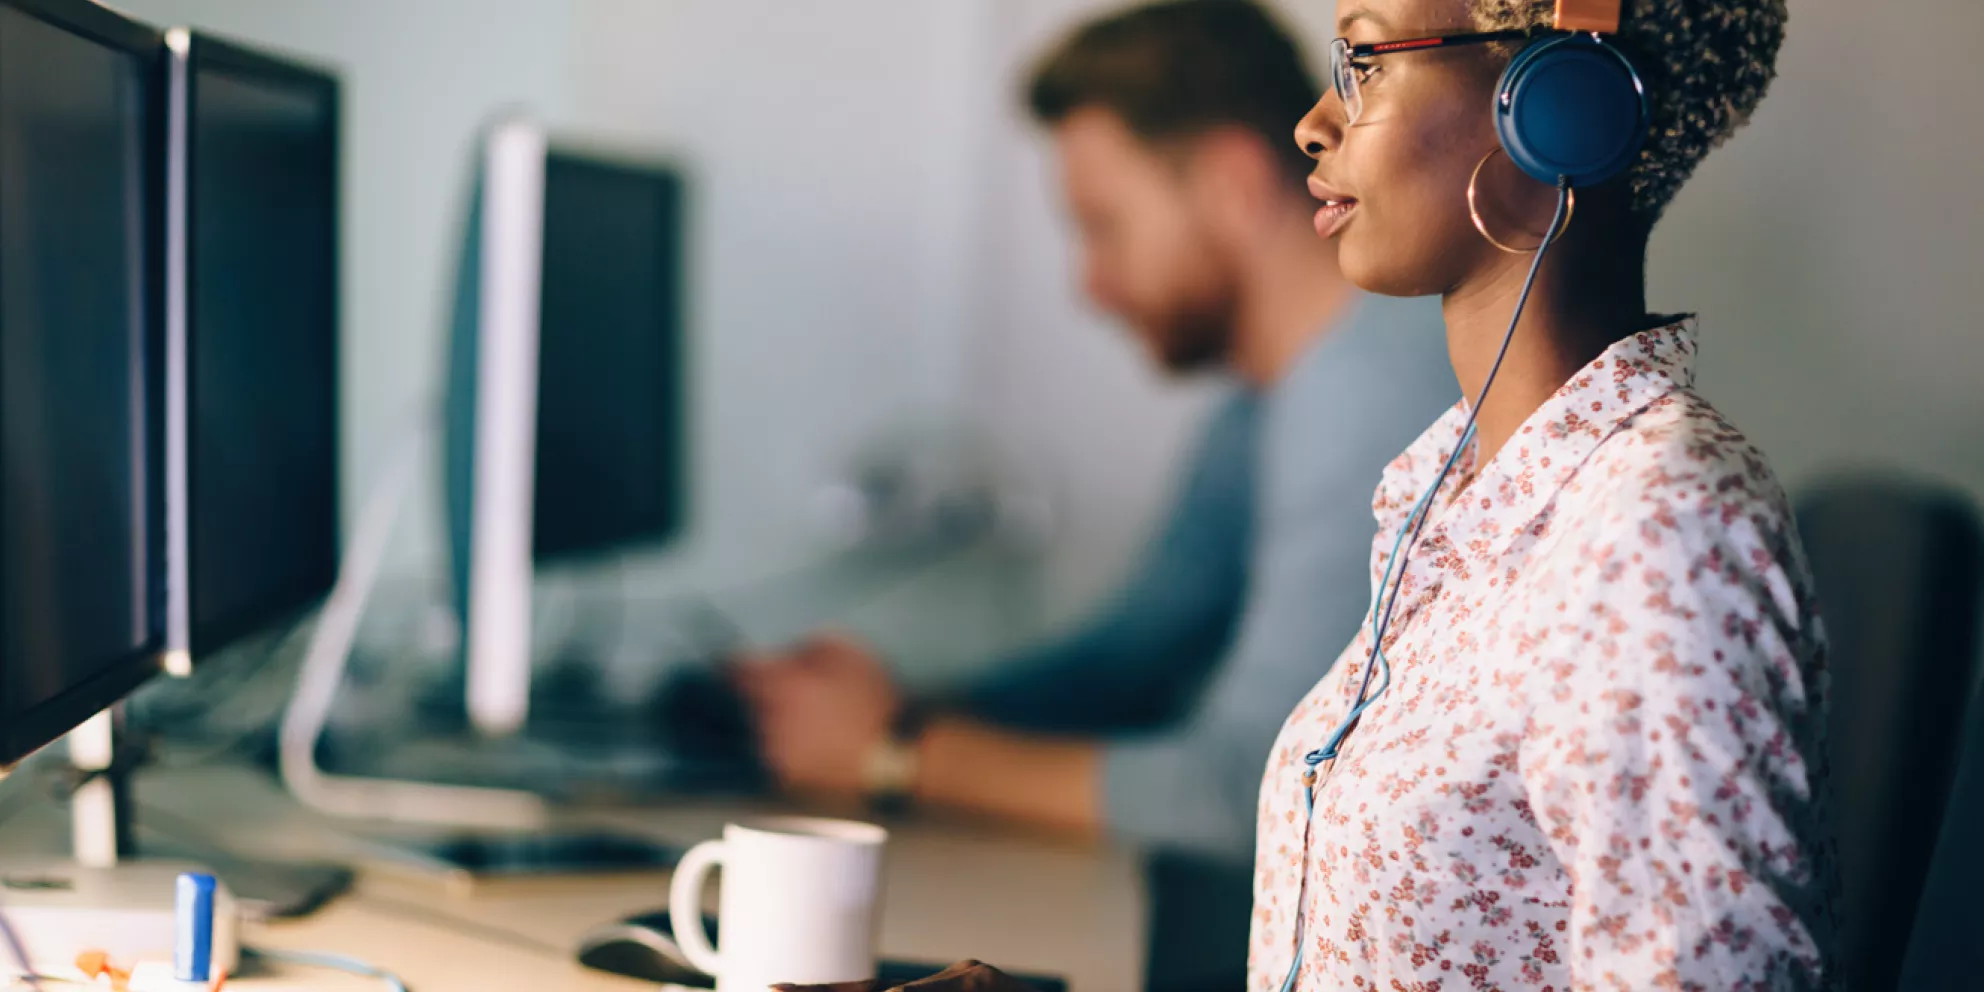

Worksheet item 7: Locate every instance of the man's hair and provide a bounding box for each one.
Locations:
[1473,0,1788,218]
[1026,0,1321,187]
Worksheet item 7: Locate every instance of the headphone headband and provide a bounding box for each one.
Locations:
[1555,0,1622,33]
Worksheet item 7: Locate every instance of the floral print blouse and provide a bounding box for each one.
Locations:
[1248,322,1838,991]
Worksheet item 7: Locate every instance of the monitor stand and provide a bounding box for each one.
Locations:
[9,709,349,911]
[68,709,352,919]
[0,711,255,983]
[277,425,547,831]
[270,413,680,886]
[68,710,132,870]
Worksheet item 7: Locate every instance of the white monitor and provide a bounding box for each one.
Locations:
[442,117,688,740]
[443,116,545,738]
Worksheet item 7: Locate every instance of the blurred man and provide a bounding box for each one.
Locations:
[737,3,1452,981]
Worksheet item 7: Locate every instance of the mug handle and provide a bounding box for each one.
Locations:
[669,839,727,977]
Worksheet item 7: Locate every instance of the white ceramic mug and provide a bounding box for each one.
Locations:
[668,817,888,992]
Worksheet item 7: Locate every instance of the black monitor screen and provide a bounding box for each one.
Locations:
[0,1,162,762]
[186,46,339,655]
[532,153,685,563]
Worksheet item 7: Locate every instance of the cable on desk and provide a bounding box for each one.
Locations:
[0,899,44,991]
[250,948,407,992]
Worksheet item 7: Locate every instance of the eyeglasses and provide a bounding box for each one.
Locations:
[1328,29,1536,127]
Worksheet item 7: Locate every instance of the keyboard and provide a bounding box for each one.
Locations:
[322,665,765,800]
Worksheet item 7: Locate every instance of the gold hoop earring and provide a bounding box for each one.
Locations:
[1467,147,1574,254]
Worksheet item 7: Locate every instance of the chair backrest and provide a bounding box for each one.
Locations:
[1797,479,1984,992]
[1898,681,1984,988]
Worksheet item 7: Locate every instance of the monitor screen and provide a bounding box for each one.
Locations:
[531,152,685,563]
[185,41,339,656]
[0,0,164,763]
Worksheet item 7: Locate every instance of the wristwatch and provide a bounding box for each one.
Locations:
[862,704,928,813]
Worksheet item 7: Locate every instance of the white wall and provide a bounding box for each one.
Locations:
[562,0,1003,595]
[1654,0,1984,503]
[558,1,1054,678]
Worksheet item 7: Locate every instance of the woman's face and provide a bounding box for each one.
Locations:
[1295,0,1521,297]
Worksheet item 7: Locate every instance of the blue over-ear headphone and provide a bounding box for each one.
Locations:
[1494,2,1650,188]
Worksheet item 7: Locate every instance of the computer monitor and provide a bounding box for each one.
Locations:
[444,118,686,737]
[0,0,167,766]
[531,149,687,564]
[162,30,340,671]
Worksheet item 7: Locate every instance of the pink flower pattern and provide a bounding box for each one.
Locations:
[1248,322,1839,991]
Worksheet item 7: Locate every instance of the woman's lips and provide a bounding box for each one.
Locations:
[1308,176,1358,239]
[1314,199,1358,239]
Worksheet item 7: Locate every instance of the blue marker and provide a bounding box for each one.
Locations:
[175,872,217,982]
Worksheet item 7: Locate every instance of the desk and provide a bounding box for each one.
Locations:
[2,766,1145,990]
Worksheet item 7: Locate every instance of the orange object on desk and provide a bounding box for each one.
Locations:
[75,949,133,990]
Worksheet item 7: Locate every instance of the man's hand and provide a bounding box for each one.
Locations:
[735,634,1103,836]
[734,632,902,798]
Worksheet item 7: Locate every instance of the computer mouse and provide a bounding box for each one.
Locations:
[575,911,716,988]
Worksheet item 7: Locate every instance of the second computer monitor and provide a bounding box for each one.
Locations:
[532,148,686,562]
[164,30,340,666]
[445,119,685,737]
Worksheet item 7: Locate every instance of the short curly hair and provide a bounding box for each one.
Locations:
[1472,0,1787,216]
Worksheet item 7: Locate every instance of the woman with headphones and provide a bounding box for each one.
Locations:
[1253,0,1837,989]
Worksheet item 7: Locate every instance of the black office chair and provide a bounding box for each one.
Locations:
[1796,479,1984,992]
[1898,681,1984,988]
[1144,850,1252,992]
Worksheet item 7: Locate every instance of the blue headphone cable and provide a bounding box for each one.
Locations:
[1278,178,1573,992]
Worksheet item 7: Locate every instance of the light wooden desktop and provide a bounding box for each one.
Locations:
[2,765,1145,991]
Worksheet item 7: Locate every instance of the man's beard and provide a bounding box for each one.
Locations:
[1147,289,1237,375]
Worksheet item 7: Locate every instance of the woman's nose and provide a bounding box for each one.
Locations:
[1294,91,1344,160]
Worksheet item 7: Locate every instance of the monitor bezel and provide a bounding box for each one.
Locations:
[453,116,546,738]
[165,29,343,664]
[0,0,170,766]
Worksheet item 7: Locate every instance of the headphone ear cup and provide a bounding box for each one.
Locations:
[1494,34,1649,188]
